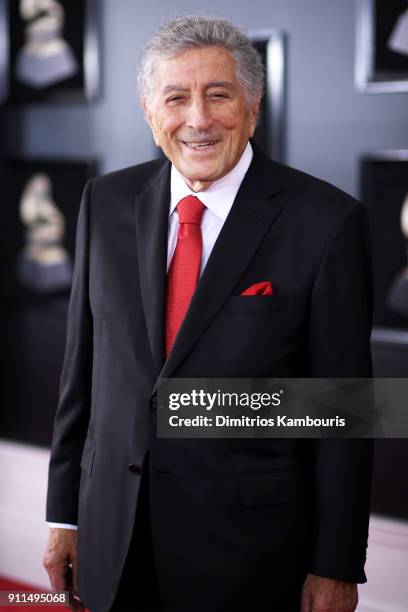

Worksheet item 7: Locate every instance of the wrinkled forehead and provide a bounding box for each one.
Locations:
[151,47,240,95]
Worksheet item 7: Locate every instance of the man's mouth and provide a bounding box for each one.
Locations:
[181,140,220,150]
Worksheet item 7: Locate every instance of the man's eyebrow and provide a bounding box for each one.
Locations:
[204,80,235,89]
[161,84,189,95]
[161,81,235,95]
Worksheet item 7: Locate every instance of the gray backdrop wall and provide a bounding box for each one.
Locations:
[6,0,408,197]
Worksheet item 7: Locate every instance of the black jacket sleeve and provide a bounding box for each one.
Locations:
[307,202,374,583]
[46,179,94,524]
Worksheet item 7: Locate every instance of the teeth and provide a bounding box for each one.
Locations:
[186,142,215,148]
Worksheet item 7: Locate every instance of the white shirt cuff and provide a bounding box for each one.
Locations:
[47,522,78,530]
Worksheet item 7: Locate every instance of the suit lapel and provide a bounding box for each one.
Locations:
[135,160,171,371]
[157,147,283,383]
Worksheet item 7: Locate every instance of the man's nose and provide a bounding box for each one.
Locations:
[186,98,213,131]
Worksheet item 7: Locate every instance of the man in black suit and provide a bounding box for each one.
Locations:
[44,16,373,612]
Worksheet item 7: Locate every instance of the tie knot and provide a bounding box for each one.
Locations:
[177,195,205,225]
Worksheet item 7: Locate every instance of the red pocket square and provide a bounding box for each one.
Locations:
[241,281,274,296]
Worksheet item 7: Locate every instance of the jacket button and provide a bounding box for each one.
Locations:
[151,395,158,409]
[128,464,142,474]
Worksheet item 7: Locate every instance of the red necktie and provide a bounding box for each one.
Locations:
[166,195,205,356]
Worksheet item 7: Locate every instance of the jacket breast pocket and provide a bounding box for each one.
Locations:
[239,468,306,507]
[80,437,95,478]
[225,294,294,313]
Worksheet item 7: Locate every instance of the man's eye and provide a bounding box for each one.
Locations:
[166,96,184,104]
[210,92,228,99]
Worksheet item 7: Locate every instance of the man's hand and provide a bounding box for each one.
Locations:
[43,528,85,612]
[300,574,358,612]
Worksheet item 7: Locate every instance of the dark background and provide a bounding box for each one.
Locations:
[7,0,85,103]
[1,159,96,446]
[361,158,408,330]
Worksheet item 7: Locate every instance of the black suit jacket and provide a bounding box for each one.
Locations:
[46,144,373,612]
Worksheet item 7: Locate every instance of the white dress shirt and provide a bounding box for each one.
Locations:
[48,141,253,530]
[168,141,253,275]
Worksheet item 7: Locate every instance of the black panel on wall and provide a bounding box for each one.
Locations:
[250,32,286,163]
[374,0,408,75]
[371,340,408,521]
[371,439,408,521]
[3,298,68,446]
[361,157,408,330]
[7,1,85,103]
[362,154,408,522]
[1,159,97,447]
[0,112,7,440]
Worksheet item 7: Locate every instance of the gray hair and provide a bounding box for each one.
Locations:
[138,15,264,107]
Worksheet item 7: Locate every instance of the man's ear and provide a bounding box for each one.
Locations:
[249,96,261,136]
[142,101,160,146]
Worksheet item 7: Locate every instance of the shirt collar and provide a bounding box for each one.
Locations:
[170,141,253,221]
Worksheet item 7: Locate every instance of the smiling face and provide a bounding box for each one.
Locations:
[143,46,260,191]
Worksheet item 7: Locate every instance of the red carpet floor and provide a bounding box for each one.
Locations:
[0,577,76,610]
